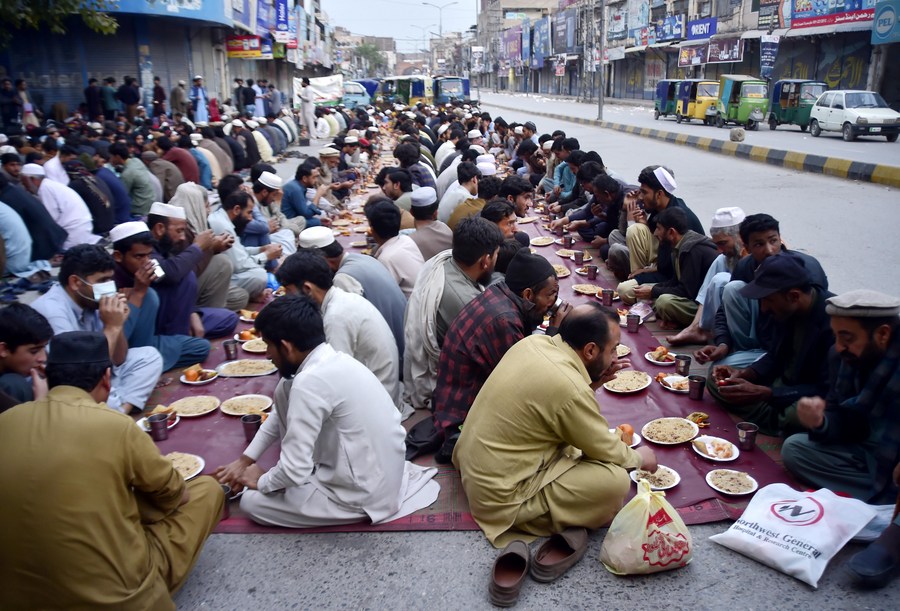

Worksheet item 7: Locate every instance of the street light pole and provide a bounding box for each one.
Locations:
[412,24,436,73]
[423,1,458,38]
[597,0,605,121]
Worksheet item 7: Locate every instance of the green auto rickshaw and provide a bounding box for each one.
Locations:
[675,79,720,125]
[714,75,768,130]
[654,79,680,120]
[767,79,828,132]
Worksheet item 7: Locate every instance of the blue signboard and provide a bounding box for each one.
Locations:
[257,0,273,37]
[532,17,551,68]
[872,0,900,44]
[655,14,684,41]
[522,19,531,67]
[232,0,254,32]
[687,17,717,40]
[112,0,230,26]
[275,0,289,37]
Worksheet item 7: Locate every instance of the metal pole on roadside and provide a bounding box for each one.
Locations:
[596,0,605,121]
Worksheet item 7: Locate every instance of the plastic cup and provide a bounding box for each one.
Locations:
[573,250,584,265]
[601,288,614,306]
[554,224,564,236]
[737,422,759,451]
[675,354,692,376]
[241,414,262,443]
[586,265,598,280]
[148,413,169,441]
[626,314,640,333]
[223,339,238,361]
[688,375,706,400]
[562,235,574,248]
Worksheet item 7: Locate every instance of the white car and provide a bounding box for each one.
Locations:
[809,90,900,142]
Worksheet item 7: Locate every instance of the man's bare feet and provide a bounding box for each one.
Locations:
[666,326,710,346]
[658,320,681,331]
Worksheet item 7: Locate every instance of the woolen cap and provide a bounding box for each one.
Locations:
[524,121,537,132]
[109,220,151,243]
[47,331,110,366]
[826,290,900,318]
[739,255,810,300]
[257,171,283,190]
[149,201,186,219]
[505,250,556,293]
[410,186,437,207]
[710,207,746,229]
[299,226,335,249]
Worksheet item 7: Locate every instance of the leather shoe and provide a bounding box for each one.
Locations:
[847,541,900,589]
[529,527,589,583]
[488,540,530,607]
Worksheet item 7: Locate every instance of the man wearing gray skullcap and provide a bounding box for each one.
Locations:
[780,289,900,588]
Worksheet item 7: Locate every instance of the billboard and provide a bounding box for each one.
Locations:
[872,0,900,44]
[791,0,875,29]
[759,0,791,29]
[706,36,743,63]
[112,0,231,26]
[226,35,263,58]
[471,46,485,73]
[687,17,716,40]
[274,0,290,43]
[532,17,551,68]
[608,7,628,40]
[655,15,685,41]
[678,44,707,67]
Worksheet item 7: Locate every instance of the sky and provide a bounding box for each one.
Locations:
[322,0,478,53]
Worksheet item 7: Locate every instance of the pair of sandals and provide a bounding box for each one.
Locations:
[488,527,589,607]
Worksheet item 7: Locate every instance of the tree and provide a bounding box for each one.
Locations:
[0,0,119,49]
[354,43,387,73]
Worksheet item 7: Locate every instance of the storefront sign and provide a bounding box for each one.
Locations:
[760,34,780,78]
[792,0,875,29]
[226,35,262,58]
[706,36,744,63]
[687,17,717,40]
[553,11,568,54]
[274,0,290,42]
[872,0,900,44]
[521,20,531,67]
[609,7,628,40]
[256,0,273,37]
[113,0,231,26]
[232,0,256,33]
[678,44,707,67]
[532,17,551,68]
[758,0,790,29]
[655,15,685,41]
[471,46,485,73]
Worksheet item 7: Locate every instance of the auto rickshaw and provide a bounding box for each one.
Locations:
[674,79,719,125]
[433,76,474,106]
[767,79,828,132]
[376,76,433,108]
[654,79,680,120]
[714,75,768,130]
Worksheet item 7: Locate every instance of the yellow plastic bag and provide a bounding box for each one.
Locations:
[600,479,693,575]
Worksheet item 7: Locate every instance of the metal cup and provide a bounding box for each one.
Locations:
[601,288,614,306]
[573,250,584,266]
[148,413,169,441]
[675,354,692,376]
[241,414,262,443]
[626,314,640,333]
[688,375,706,400]
[737,422,759,451]
[223,339,239,361]
[586,265,598,280]
[220,484,231,521]
[554,224,564,237]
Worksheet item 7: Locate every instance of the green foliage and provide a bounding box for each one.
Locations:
[354,43,386,69]
[0,0,119,49]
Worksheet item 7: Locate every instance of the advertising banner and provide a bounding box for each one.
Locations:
[533,17,551,68]
[471,46,485,73]
[760,34,780,78]
[758,0,790,29]
[293,75,343,106]
[226,35,262,58]
[791,0,875,29]
[256,0,273,37]
[706,36,743,63]
[274,0,290,43]
[872,0,900,44]
[655,15,684,41]
[232,0,256,33]
[522,20,531,67]
[258,37,274,60]
[553,12,568,54]
[678,44,707,67]
[503,26,522,63]
[565,8,577,52]
[687,17,716,40]
[609,7,628,40]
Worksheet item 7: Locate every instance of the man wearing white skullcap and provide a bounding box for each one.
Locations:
[21,163,103,250]
[251,171,303,251]
[467,129,484,145]
[409,187,453,261]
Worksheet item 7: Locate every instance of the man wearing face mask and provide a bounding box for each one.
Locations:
[31,244,164,414]
[207,190,281,301]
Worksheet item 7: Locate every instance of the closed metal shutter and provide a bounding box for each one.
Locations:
[148,21,191,94]
[82,17,140,93]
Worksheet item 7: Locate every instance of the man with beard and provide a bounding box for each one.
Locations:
[428,251,572,462]
[779,290,900,588]
[709,255,834,436]
[668,207,747,346]
[207,190,281,301]
[31,244,163,414]
[251,171,302,254]
[214,295,439,528]
[453,304,658,573]
[139,203,237,338]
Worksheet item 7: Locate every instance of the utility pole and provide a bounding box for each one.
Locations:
[596,0,605,121]
[423,1,458,38]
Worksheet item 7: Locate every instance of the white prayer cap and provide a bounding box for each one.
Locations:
[347,129,360,137]
[194,75,203,80]
[88,122,103,130]
[464,113,472,119]
[0,145,16,155]
[653,166,677,193]
[469,145,486,155]
[246,120,259,129]
[149,202,187,220]
[231,119,244,128]
[257,171,283,190]
[410,186,437,208]
[437,124,450,136]
[710,207,746,230]
[366,108,375,115]
[318,147,339,157]
[21,163,45,177]
[343,135,358,144]
[366,126,378,133]
[257,117,268,124]
[0,134,7,144]
[299,226,336,249]
[109,221,151,243]
[189,133,202,143]
[514,126,524,135]
[430,110,438,116]
[476,162,497,176]
[463,104,471,110]
[475,154,495,165]
[223,123,233,136]
[195,121,208,127]
[467,129,482,140]
[542,140,553,151]
[178,79,186,85]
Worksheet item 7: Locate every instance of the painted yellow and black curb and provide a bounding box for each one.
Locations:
[485,103,900,189]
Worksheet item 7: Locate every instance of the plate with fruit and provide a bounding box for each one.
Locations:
[238,309,259,323]
[180,365,218,385]
[610,424,641,448]
[234,329,260,343]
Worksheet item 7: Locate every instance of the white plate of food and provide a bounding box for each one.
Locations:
[602,370,652,394]
[331,219,351,227]
[571,283,601,296]
[706,469,759,496]
[552,264,571,278]
[352,225,370,234]
[136,414,180,432]
[216,359,278,378]
[645,346,677,366]
[241,338,268,354]
[657,374,690,394]
[179,369,218,385]
[630,465,680,491]
[691,435,740,462]
[165,451,205,481]
[616,344,632,358]
[518,216,540,224]
[238,309,258,323]
[595,291,621,302]
[610,426,642,448]
[641,418,699,445]
[167,395,221,418]
[350,240,367,247]
[530,236,555,247]
[555,249,575,258]
[233,330,260,343]
[220,394,274,416]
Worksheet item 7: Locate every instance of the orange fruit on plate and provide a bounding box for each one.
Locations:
[239,330,254,340]
[184,369,200,382]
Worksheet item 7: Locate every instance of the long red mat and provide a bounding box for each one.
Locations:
[144,191,798,534]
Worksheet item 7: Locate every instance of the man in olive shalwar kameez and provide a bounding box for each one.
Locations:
[453,303,657,547]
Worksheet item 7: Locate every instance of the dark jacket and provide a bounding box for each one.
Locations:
[636,196,704,285]
[222,135,247,171]
[650,230,719,300]
[84,85,103,118]
[0,182,67,258]
[116,83,139,106]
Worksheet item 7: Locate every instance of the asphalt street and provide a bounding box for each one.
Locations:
[170,141,900,610]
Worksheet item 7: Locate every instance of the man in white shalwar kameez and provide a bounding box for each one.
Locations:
[215,295,438,528]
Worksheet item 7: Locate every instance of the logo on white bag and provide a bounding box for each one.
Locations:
[770,496,824,526]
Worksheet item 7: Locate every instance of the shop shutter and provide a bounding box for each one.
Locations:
[148,21,191,94]
[82,17,140,92]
